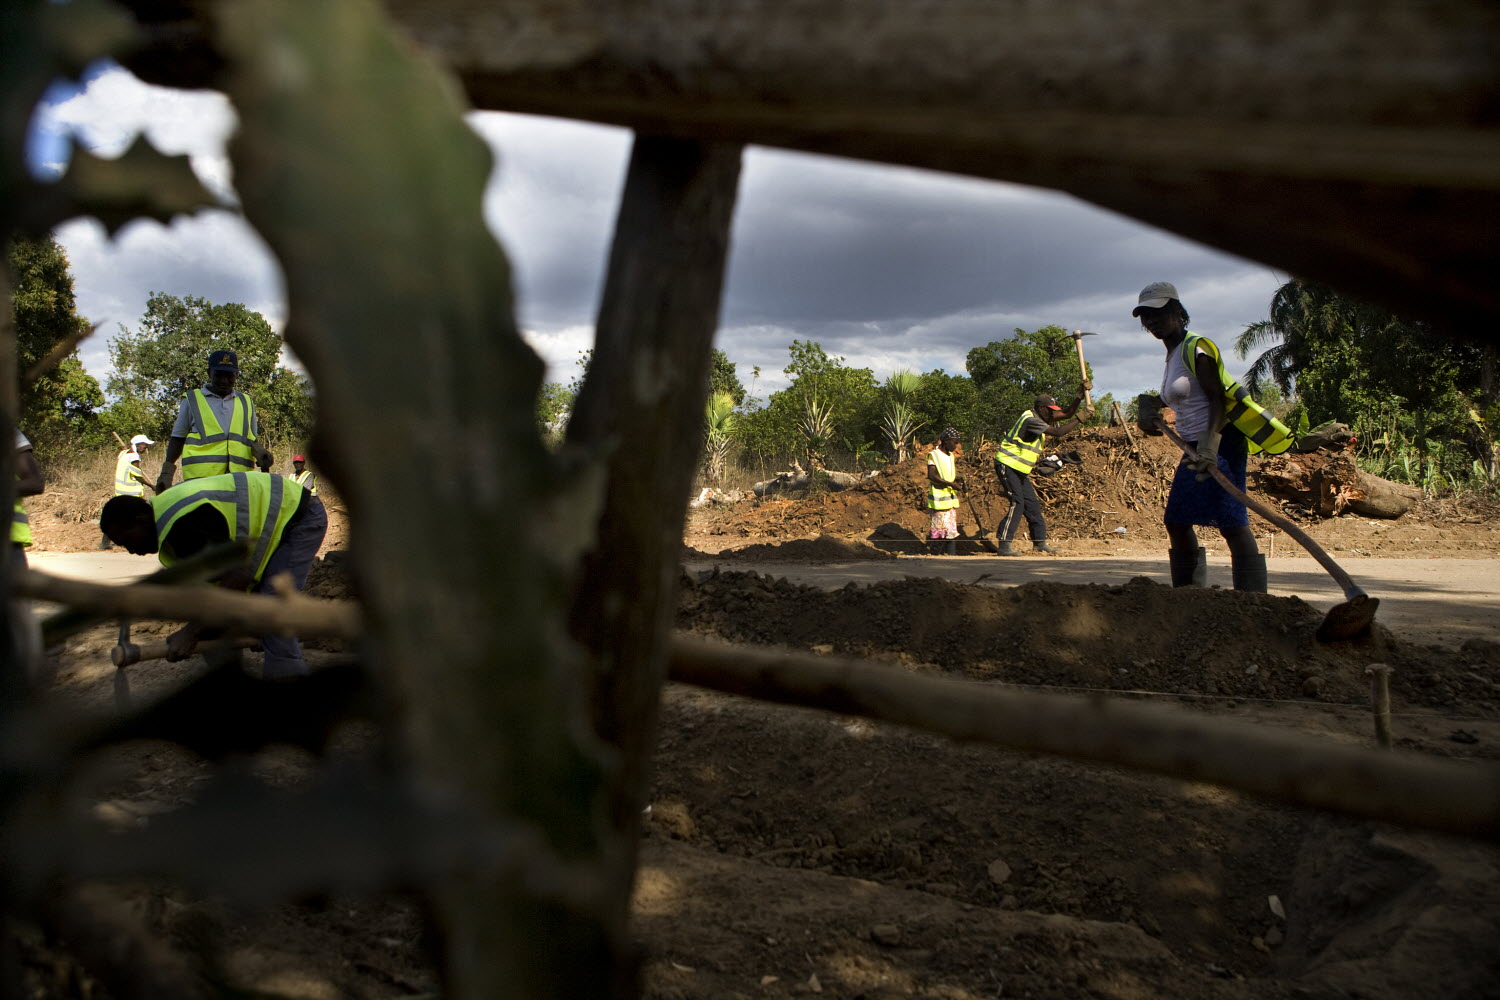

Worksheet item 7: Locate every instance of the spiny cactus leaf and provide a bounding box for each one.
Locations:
[60,134,219,234]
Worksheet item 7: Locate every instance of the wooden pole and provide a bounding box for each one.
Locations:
[1367,663,1394,749]
[667,638,1500,839]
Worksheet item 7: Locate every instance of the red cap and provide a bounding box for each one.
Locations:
[292,454,305,462]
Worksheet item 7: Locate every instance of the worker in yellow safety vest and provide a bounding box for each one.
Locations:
[287,454,318,496]
[926,428,965,555]
[10,430,45,682]
[101,433,155,549]
[1132,280,1293,592]
[992,384,1091,556]
[100,471,327,679]
[155,350,273,493]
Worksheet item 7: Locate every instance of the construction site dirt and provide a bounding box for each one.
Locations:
[20,425,1500,999]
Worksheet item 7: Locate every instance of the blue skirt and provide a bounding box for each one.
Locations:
[1164,429,1250,529]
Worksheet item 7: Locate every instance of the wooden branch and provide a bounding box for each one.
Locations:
[24,322,100,386]
[666,637,1500,840]
[566,136,744,848]
[17,570,361,640]
[25,560,1498,838]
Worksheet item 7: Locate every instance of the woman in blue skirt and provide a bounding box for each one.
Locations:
[1132,281,1270,592]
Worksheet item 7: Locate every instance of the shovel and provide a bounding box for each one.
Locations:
[1159,424,1378,641]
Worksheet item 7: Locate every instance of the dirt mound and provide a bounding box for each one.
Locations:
[676,568,1496,712]
[688,428,1271,548]
[697,533,898,562]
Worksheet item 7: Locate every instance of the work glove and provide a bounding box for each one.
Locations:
[1189,429,1222,482]
[1135,394,1165,435]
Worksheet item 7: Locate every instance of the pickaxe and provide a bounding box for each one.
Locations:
[1070,330,1097,409]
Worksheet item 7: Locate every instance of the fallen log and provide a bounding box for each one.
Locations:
[1256,453,1421,519]
[667,637,1500,840]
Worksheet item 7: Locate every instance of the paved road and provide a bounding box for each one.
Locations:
[26,550,1500,650]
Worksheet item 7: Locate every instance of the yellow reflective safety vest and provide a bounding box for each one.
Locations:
[151,472,303,584]
[927,447,960,510]
[11,497,28,546]
[290,469,318,496]
[994,410,1045,474]
[114,449,146,496]
[1182,335,1294,455]
[181,389,257,479]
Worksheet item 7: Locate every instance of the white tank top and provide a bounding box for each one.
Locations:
[1161,339,1213,441]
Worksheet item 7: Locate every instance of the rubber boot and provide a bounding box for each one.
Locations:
[98,533,113,551]
[1033,541,1057,554]
[1232,552,1268,593]
[943,538,957,556]
[1168,546,1207,587]
[996,540,1018,556]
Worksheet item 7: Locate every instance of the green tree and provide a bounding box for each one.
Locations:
[536,381,574,440]
[732,342,880,473]
[966,326,1089,438]
[8,236,104,445]
[1236,278,1494,485]
[105,292,315,443]
[911,369,980,444]
[708,347,746,406]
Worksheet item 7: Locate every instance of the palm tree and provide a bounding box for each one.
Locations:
[879,369,925,463]
[703,391,737,483]
[799,392,834,470]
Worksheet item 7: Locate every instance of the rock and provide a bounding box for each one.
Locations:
[870,923,902,947]
[1268,894,1286,920]
[1266,926,1284,947]
[1301,674,1325,697]
[987,859,1013,884]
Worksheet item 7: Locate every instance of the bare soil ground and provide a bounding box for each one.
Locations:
[18,429,1500,998]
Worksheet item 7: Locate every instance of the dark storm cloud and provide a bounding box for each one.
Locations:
[46,79,1282,409]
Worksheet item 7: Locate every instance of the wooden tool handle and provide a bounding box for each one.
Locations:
[112,637,261,667]
[1072,332,1092,409]
[1159,424,1365,601]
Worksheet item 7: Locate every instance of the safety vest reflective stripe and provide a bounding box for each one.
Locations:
[994,410,1044,474]
[11,501,29,545]
[928,448,960,510]
[1181,336,1294,455]
[114,451,146,496]
[181,390,257,478]
[152,472,300,583]
[291,470,318,495]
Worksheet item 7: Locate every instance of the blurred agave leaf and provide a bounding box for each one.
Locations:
[60,135,218,234]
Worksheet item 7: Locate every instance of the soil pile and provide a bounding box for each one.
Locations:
[689,429,1270,553]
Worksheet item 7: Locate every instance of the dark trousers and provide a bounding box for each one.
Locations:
[997,464,1046,542]
[255,496,328,678]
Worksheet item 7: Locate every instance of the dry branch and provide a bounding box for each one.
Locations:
[26,569,1500,837]
[667,637,1500,840]
[17,570,361,640]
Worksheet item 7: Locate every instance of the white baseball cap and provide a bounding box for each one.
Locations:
[130,434,155,446]
[1132,281,1180,316]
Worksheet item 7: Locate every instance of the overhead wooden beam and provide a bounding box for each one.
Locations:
[116,0,1500,332]
[372,0,1500,337]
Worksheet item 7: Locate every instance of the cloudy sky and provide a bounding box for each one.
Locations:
[32,63,1287,409]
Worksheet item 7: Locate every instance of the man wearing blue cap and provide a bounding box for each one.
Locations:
[155,349,274,493]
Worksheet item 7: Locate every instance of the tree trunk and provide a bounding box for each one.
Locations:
[1349,473,1423,519]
